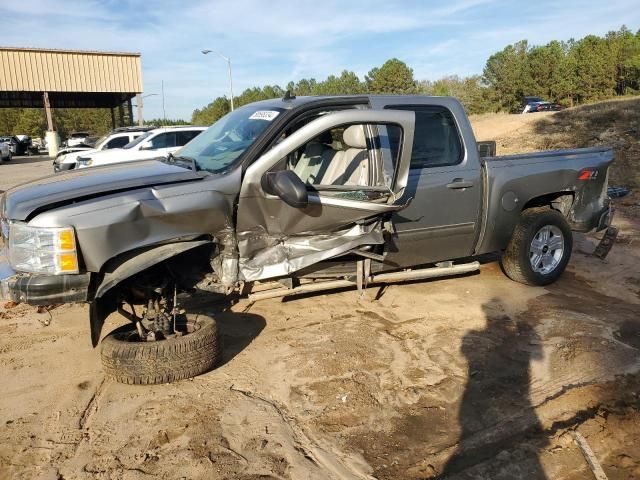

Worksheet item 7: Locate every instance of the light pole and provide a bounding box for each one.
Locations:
[137,93,158,126]
[202,49,234,111]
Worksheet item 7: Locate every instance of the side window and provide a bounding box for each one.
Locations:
[288,123,402,193]
[175,130,201,146]
[149,132,175,149]
[388,106,462,169]
[104,136,130,149]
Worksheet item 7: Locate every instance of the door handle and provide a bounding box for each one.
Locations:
[446,178,474,189]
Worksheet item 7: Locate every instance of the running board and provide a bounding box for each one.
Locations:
[247,261,480,302]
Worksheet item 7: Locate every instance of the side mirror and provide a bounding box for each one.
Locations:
[262,170,308,208]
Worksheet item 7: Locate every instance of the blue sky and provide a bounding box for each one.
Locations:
[3,0,639,120]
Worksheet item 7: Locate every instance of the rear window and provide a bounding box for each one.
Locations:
[387,105,463,169]
[176,130,202,146]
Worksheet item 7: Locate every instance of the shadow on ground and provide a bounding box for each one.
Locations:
[186,293,266,368]
[438,297,547,479]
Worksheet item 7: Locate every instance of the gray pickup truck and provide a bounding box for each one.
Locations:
[0,95,616,384]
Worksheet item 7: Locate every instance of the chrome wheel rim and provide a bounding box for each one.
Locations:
[529,225,564,275]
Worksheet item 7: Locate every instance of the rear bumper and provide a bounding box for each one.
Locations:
[0,258,90,305]
[571,200,614,232]
[596,202,614,231]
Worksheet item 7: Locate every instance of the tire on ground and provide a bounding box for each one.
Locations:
[500,207,573,286]
[101,314,220,385]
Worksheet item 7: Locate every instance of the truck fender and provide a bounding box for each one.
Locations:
[95,240,211,299]
[89,240,211,347]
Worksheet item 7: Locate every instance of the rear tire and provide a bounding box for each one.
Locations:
[101,313,220,385]
[500,207,572,286]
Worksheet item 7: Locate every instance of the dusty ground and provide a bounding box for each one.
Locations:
[1,108,639,479]
[0,154,53,192]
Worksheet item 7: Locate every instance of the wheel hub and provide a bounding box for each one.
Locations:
[529,225,564,275]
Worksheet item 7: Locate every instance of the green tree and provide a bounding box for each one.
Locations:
[571,35,616,102]
[191,97,230,125]
[14,109,47,137]
[483,40,532,112]
[606,26,640,94]
[366,58,416,94]
[419,75,494,114]
[144,118,190,126]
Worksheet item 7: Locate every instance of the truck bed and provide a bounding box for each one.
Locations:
[476,146,614,255]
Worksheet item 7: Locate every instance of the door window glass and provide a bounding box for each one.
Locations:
[387,106,462,169]
[105,136,130,149]
[150,132,175,149]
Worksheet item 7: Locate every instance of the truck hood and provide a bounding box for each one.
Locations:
[2,160,203,221]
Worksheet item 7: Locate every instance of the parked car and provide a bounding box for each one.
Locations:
[0,95,617,384]
[0,136,18,155]
[13,135,34,155]
[520,96,544,113]
[520,97,565,114]
[63,132,91,148]
[54,126,156,172]
[0,141,11,161]
[75,126,206,168]
[533,102,565,112]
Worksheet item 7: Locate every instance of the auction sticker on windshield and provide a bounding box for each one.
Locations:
[249,110,280,121]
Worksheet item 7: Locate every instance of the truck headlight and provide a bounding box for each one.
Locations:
[8,223,79,274]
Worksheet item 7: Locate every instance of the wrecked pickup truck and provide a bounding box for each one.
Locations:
[0,95,616,384]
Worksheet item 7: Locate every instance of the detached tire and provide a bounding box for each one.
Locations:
[500,207,572,286]
[101,314,220,385]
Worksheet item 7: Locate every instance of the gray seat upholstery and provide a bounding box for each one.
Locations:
[293,131,336,184]
[320,125,369,186]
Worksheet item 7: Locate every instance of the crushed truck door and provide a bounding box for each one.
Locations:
[236,109,415,281]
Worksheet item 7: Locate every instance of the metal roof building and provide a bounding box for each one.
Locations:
[0,47,143,109]
[0,47,145,155]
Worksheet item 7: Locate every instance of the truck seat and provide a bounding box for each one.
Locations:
[293,132,335,184]
[320,125,369,186]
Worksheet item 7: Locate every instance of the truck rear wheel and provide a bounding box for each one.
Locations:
[101,313,220,385]
[500,207,572,286]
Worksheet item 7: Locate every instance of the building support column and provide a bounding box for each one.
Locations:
[43,92,59,157]
[118,103,125,127]
[43,92,54,131]
[136,93,143,127]
[127,98,133,126]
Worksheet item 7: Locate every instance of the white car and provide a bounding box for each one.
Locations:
[64,132,91,148]
[54,127,154,172]
[76,126,206,168]
[0,141,11,161]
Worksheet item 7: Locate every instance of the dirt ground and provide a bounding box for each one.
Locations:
[0,154,53,192]
[1,110,639,479]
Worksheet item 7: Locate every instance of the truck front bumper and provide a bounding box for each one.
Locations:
[0,257,90,305]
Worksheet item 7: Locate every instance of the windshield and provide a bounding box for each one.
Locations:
[123,131,153,149]
[93,134,109,150]
[177,104,285,172]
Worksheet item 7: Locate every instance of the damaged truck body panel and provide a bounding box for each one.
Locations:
[477,147,614,254]
[27,166,241,272]
[236,109,416,281]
